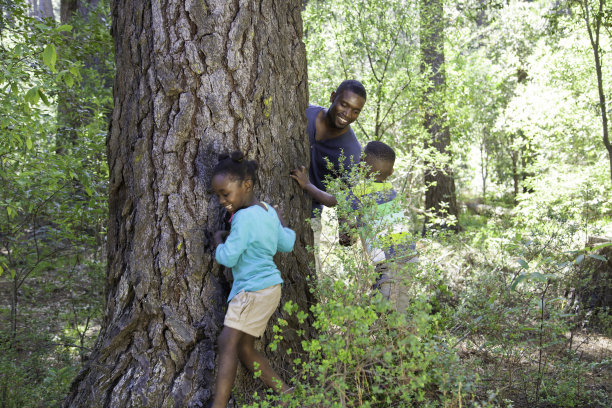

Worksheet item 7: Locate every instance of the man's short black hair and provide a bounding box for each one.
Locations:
[364,141,395,163]
[335,80,367,101]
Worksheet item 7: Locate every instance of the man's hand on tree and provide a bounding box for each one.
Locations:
[290,166,311,189]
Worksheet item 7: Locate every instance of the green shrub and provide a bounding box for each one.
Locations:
[246,164,492,407]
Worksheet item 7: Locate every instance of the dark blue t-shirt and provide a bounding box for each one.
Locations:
[306,105,362,215]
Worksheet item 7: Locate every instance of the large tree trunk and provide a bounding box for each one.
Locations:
[63,1,314,407]
[420,0,459,231]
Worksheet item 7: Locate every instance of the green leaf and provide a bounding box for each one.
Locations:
[517,258,529,269]
[592,242,612,251]
[587,254,607,262]
[0,263,3,276]
[64,73,74,87]
[529,272,547,282]
[57,24,72,32]
[26,138,33,150]
[575,254,585,265]
[43,44,57,72]
[69,66,81,81]
[38,88,50,105]
[25,87,40,104]
[511,273,528,290]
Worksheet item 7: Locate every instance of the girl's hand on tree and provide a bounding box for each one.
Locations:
[214,230,229,246]
[290,166,311,189]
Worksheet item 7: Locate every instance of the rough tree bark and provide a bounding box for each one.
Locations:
[63,1,314,407]
[420,0,459,231]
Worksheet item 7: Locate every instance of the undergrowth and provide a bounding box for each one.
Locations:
[246,164,611,407]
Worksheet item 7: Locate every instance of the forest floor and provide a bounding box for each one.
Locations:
[0,263,103,407]
[317,206,612,407]
[1,207,611,407]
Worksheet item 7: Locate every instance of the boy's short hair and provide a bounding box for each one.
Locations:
[335,80,367,101]
[364,141,395,164]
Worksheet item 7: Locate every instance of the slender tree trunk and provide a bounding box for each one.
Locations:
[10,276,17,340]
[63,1,313,407]
[480,137,488,197]
[28,0,38,17]
[56,0,80,154]
[61,0,97,20]
[580,0,612,183]
[38,0,54,19]
[28,0,54,19]
[56,0,104,155]
[511,149,519,199]
[420,0,459,231]
[592,50,612,182]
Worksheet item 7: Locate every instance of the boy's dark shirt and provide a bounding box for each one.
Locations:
[306,104,362,215]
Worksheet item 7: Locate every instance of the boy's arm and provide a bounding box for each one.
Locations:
[290,166,338,207]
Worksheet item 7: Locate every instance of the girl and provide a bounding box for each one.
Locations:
[210,151,295,408]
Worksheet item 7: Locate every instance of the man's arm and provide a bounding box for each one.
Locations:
[290,166,338,207]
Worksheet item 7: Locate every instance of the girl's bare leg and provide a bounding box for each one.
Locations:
[237,333,291,393]
[211,327,244,408]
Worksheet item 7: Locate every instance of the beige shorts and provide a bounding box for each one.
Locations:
[224,284,281,337]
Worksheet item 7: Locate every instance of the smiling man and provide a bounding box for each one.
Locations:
[291,80,367,271]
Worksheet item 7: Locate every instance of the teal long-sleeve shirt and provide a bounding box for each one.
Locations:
[215,203,296,302]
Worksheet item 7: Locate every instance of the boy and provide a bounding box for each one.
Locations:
[350,141,417,312]
[293,140,417,311]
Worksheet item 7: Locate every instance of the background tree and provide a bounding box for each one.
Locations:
[420,0,459,230]
[28,0,54,20]
[63,1,314,406]
[304,0,422,147]
[0,0,109,405]
[56,0,107,155]
[575,0,612,183]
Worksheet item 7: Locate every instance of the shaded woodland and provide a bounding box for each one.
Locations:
[0,0,611,407]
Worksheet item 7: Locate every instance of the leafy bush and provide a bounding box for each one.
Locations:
[0,331,79,408]
[245,164,493,407]
[0,1,111,406]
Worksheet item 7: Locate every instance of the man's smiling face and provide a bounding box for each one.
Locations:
[326,90,365,129]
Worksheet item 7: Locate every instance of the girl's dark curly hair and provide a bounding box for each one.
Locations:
[211,151,259,183]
